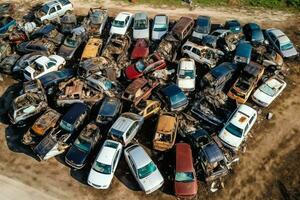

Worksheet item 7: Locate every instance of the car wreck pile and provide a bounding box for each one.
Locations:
[0,0,298,198]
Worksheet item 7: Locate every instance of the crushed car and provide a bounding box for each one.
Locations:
[30,24,65,46]
[81,37,103,60]
[130,39,150,60]
[131,100,161,119]
[0,42,12,61]
[60,13,77,34]
[0,54,20,74]
[0,16,16,35]
[16,38,56,55]
[58,32,85,60]
[84,7,108,36]
[96,97,122,125]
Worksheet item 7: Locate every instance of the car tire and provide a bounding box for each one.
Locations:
[58,64,63,70]
[65,10,72,15]
[43,19,49,25]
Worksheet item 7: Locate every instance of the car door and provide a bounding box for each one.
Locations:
[112,149,121,172]
[125,122,138,144]
[56,4,64,16]
[48,6,57,20]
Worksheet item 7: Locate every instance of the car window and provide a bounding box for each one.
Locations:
[47,61,56,69]
[112,150,120,169]
[49,7,56,14]
[56,5,61,11]
[182,45,191,51]
[275,40,280,48]
[269,33,277,42]
[125,16,129,24]
[249,114,256,125]
[126,121,137,139]
[192,47,200,56]
[245,123,249,133]
[128,156,137,175]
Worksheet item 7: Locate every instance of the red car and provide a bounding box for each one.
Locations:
[130,39,149,60]
[175,143,198,199]
[124,53,166,80]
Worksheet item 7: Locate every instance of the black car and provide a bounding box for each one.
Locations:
[60,13,77,34]
[243,23,265,46]
[224,20,241,33]
[30,24,64,45]
[184,128,210,150]
[192,16,211,40]
[16,38,56,55]
[96,97,122,125]
[59,102,90,134]
[39,68,75,89]
[201,62,237,92]
[65,122,102,169]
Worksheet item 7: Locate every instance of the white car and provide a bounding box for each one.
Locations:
[133,12,149,40]
[152,14,169,41]
[252,76,287,107]
[176,58,196,92]
[24,55,66,80]
[88,140,122,189]
[110,12,133,35]
[218,105,257,151]
[124,144,164,194]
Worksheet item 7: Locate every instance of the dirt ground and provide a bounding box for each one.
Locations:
[0,0,300,200]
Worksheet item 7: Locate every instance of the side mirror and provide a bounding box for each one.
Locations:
[264,40,269,46]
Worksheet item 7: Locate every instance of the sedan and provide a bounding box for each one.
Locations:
[176,58,196,92]
[110,12,133,35]
[88,140,122,189]
[265,28,298,58]
[124,144,164,194]
[192,16,211,40]
[160,84,189,112]
[243,23,265,46]
[252,76,286,107]
[133,12,149,40]
[152,14,169,41]
[38,68,74,89]
[224,19,241,33]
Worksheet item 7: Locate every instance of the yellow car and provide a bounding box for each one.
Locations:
[134,100,161,119]
[81,37,103,60]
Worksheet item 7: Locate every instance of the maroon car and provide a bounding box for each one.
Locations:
[124,52,166,80]
[175,143,198,199]
[131,38,149,60]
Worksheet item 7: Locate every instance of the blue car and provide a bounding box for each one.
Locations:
[234,41,252,65]
[160,84,188,112]
[96,97,122,125]
[224,20,241,33]
[243,23,265,46]
[39,68,74,88]
[0,16,16,34]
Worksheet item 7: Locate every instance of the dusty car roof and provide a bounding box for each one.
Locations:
[134,12,147,21]
[202,142,224,163]
[111,116,134,135]
[127,145,151,168]
[61,103,88,124]
[157,114,176,134]
[176,143,193,172]
[154,15,167,25]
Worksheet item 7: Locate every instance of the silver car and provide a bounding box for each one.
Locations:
[133,12,149,40]
[108,112,144,146]
[152,14,169,41]
[124,144,164,194]
[265,28,298,58]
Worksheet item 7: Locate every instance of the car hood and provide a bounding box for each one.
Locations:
[282,47,298,58]
[253,89,273,105]
[131,47,149,60]
[218,128,242,149]
[110,26,126,35]
[133,29,149,39]
[192,31,207,39]
[88,168,113,188]
[65,146,89,166]
[152,30,167,40]
[177,79,195,90]
[124,65,141,80]
[58,46,75,59]
[140,169,164,192]
[175,181,197,197]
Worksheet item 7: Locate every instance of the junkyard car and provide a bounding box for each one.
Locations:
[12,53,47,74]
[65,122,102,169]
[81,37,103,60]
[224,19,241,33]
[175,143,197,199]
[159,84,189,112]
[109,12,133,35]
[133,12,149,40]
[0,42,12,61]
[0,3,14,15]
[0,16,16,34]
[233,41,252,65]
[122,77,159,106]
[243,23,265,46]
[202,29,231,49]
[23,55,66,80]
[9,80,48,126]
[152,14,169,41]
[22,108,61,146]
[88,139,122,189]
[96,97,122,125]
[153,112,178,151]
[35,0,74,24]
[181,40,224,68]
[86,7,108,35]
[30,24,64,45]
[0,54,20,74]
[124,144,164,194]
[201,62,237,91]
[227,61,264,104]
[108,112,144,146]
[125,52,166,80]
[58,33,84,60]
[176,58,196,92]
[56,78,103,106]
[192,16,211,40]
[130,39,150,60]
[218,104,257,151]
[264,28,298,58]
[39,68,74,89]
[60,13,77,34]
[252,76,286,107]
[171,17,194,41]
[16,38,56,55]
[133,100,161,119]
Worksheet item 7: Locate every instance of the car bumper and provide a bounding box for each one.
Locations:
[65,158,85,169]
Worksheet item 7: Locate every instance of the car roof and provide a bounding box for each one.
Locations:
[127,145,151,168]
[176,143,193,172]
[202,142,224,163]
[97,141,119,165]
[134,12,147,20]
[161,84,182,97]
[35,56,50,66]
[157,114,176,134]
[111,116,135,134]
[230,105,256,128]
[246,23,260,30]
[115,12,132,21]
[268,28,285,37]
[179,58,195,70]
[154,14,167,24]
[62,103,88,124]
[210,62,235,78]
[236,41,252,57]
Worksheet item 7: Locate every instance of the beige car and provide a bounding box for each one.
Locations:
[134,100,161,119]
[153,112,178,151]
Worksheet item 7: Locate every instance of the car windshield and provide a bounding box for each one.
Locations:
[175,172,194,182]
[64,37,77,48]
[100,101,117,117]
[41,5,49,14]
[225,123,243,137]
[259,83,276,97]
[74,138,91,152]
[135,61,146,72]
[170,92,186,105]
[138,161,157,179]
[179,69,194,79]
[112,20,125,28]
[134,19,148,30]
[93,162,111,174]
[195,19,209,33]
[280,42,293,51]
[60,120,74,132]
[154,25,167,32]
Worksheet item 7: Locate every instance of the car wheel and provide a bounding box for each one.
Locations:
[65,10,72,15]
[58,65,63,70]
[43,19,49,25]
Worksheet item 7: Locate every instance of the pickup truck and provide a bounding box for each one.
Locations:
[35,0,74,24]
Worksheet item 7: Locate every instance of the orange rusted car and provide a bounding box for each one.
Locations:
[153,112,178,151]
[81,37,103,60]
